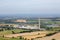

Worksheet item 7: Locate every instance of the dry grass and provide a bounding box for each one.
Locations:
[5,31,47,40]
[35,32,60,40]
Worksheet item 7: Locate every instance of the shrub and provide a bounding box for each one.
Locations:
[12,36,15,38]
[12,31,15,34]
[38,33,40,35]
[19,36,23,39]
[52,39,56,40]
[24,38,27,40]
[2,35,4,38]
[31,38,34,40]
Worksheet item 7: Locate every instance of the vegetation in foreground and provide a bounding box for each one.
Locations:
[0,29,30,40]
[0,29,59,40]
[0,37,24,40]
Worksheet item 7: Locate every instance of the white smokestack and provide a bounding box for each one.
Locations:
[39,18,40,29]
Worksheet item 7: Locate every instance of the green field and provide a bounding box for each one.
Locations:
[0,37,24,40]
[0,29,27,36]
[0,29,28,40]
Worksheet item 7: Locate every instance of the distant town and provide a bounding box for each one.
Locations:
[0,17,60,29]
[0,17,60,40]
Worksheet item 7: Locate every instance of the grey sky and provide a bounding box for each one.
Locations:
[0,0,60,15]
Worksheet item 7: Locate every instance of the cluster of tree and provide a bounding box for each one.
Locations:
[19,36,34,40]
[0,26,15,32]
[20,30,33,33]
[0,28,4,31]
[46,32,57,36]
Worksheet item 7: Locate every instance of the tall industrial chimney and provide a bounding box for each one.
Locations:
[39,18,40,30]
